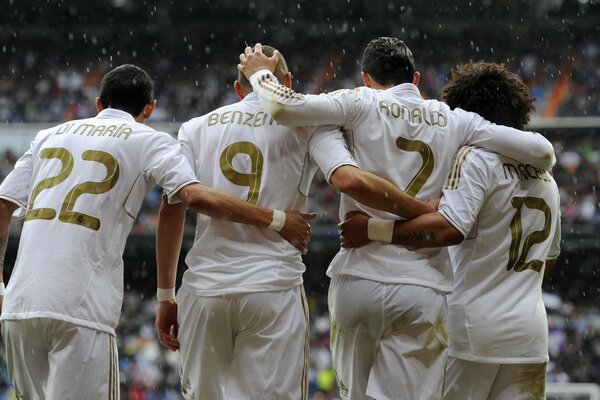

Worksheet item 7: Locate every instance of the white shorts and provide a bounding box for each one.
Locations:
[444,356,547,400]
[2,318,119,400]
[329,274,448,400]
[177,285,309,400]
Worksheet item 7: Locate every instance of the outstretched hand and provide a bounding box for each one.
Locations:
[339,211,371,249]
[238,43,281,79]
[279,211,317,255]
[155,299,179,352]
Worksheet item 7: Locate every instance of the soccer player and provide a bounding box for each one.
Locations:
[340,62,561,400]
[154,45,436,400]
[0,64,312,400]
[239,39,557,400]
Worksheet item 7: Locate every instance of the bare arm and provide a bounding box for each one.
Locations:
[0,199,18,310]
[239,43,354,127]
[155,198,186,351]
[176,183,315,253]
[330,165,435,219]
[339,211,463,249]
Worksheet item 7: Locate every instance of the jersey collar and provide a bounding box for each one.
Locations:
[387,83,423,99]
[96,108,136,122]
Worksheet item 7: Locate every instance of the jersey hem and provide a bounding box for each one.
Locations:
[327,271,452,293]
[1,312,116,336]
[181,279,304,297]
[448,349,549,364]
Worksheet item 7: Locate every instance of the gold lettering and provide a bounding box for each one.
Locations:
[89,125,106,137]
[432,111,448,127]
[243,112,254,127]
[73,124,95,136]
[230,111,243,125]
[102,125,117,137]
[411,107,422,124]
[208,113,219,126]
[118,127,133,140]
[254,112,264,127]
[56,123,72,135]
[379,101,390,116]
[423,108,432,125]
[220,111,231,125]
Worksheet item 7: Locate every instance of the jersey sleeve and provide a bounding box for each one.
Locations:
[143,132,200,204]
[547,207,561,260]
[177,120,198,176]
[438,147,490,238]
[0,144,33,211]
[308,126,358,182]
[249,69,359,127]
[460,109,556,169]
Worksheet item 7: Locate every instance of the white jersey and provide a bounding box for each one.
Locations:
[0,108,199,335]
[249,71,556,292]
[178,92,356,295]
[438,147,561,363]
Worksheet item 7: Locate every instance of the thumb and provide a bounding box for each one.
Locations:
[300,212,317,221]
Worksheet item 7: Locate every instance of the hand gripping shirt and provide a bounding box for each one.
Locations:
[0,108,199,335]
[178,92,356,296]
[439,147,561,363]
[249,70,556,292]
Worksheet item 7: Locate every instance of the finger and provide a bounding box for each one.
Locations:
[301,212,317,221]
[254,43,263,53]
[272,49,282,62]
[244,46,252,56]
[239,53,247,63]
[237,63,243,71]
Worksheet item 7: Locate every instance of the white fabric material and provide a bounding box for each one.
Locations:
[367,218,394,243]
[438,147,561,363]
[178,92,356,295]
[249,72,555,293]
[0,108,199,334]
[328,275,447,400]
[267,209,286,231]
[444,356,547,400]
[2,318,120,400]
[176,285,309,400]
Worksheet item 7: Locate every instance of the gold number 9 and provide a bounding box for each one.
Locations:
[219,141,264,205]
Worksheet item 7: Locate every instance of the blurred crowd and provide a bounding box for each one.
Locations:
[1,38,599,125]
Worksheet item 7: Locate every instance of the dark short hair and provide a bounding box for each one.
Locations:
[361,37,416,86]
[99,64,154,117]
[238,45,289,90]
[442,62,535,130]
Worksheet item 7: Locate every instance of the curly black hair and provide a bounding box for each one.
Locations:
[442,62,535,130]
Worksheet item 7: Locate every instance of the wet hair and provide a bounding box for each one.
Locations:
[99,64,154,117]
[442,61,535,129]
[361,37,416,86]
[238,45,290,90]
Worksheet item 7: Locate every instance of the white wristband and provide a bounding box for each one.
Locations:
[367,218,395,243]
[0,282,5,296]
[157,287,176,301]
[267,210,286,232]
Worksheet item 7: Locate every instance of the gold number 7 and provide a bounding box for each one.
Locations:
[395,137,434,197]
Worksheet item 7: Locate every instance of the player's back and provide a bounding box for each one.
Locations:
[2,108,192,334]
[444,148,560,363]
[330,83,485,291]
[178,92,317,295]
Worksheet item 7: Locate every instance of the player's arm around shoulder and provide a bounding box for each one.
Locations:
[0,199,19,312]
[176,183,315,254]
[461,109,556,169]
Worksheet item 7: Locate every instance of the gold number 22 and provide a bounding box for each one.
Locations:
[25,147,120,231]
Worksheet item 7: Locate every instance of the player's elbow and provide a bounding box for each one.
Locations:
[330,166,364,194]
[441,225,464,246]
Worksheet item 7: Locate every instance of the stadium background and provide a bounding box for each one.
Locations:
[1,0,599,398]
